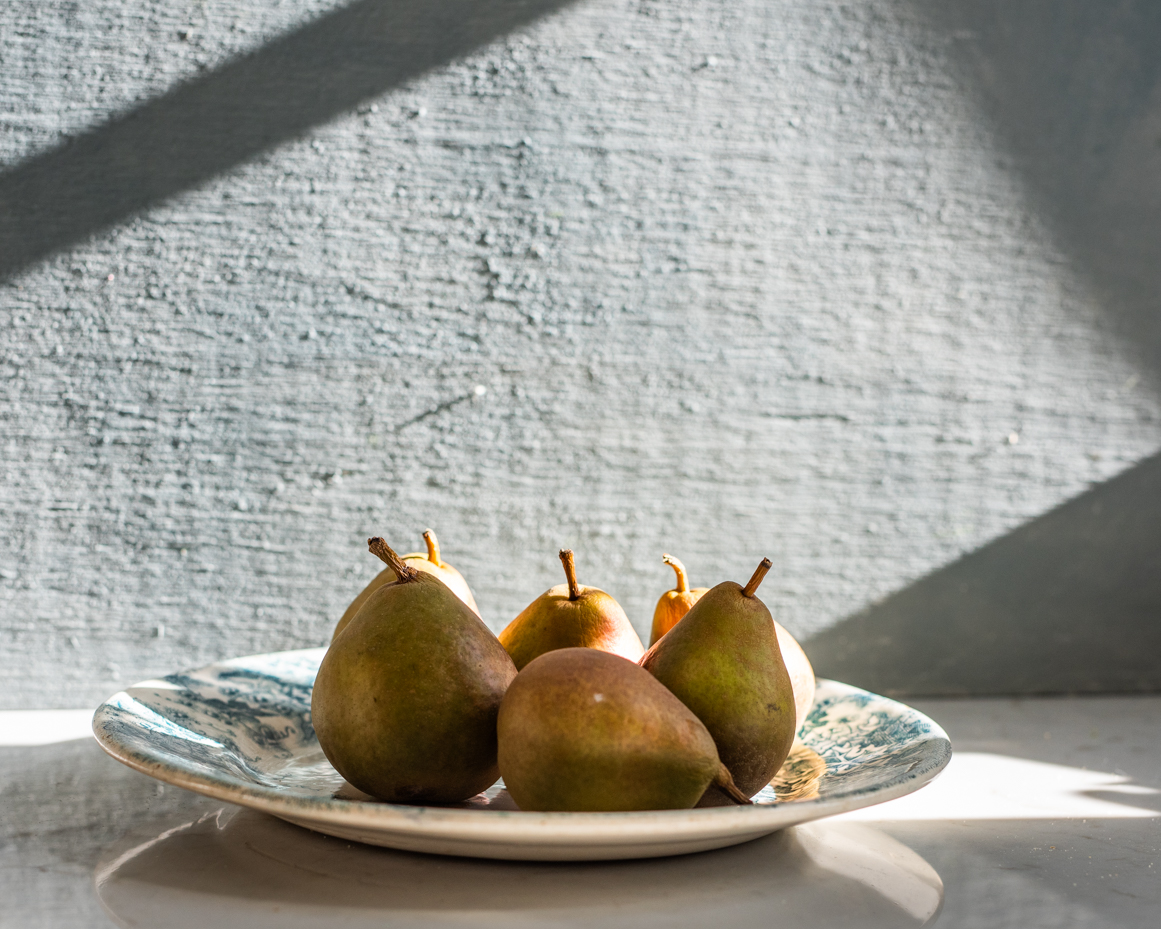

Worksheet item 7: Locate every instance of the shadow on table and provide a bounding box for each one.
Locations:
[94,807,943,929]
[905,695,1161,816]
[853,693,1161,927]
[877,816,1158,929]
[0,738,210,929]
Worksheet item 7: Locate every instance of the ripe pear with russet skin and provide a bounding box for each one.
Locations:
[333,528,479,641]
[640,558,796,797]
[312,537,516,804]
[649,553,816,735]
[498,648,750,811]
[498,549,644,671]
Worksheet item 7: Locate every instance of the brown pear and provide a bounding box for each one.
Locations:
[650,554,709,646]
[498,648,750,811]
[648,553,816,735]
[498,549,645,671]
[312,537,516,804]
[333,528,478,640]
[640,558,796,797]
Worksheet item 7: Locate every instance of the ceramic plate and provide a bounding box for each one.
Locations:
[93,648,951,861]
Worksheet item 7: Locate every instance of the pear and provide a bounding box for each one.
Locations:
[312,537,516,804]
[640,558,796,797]
[497,648,750,811]
[650,554,708,646]
[498,549,644,671]
[333,528,478,640]
[774,623,816,736]
[649,553,816,735]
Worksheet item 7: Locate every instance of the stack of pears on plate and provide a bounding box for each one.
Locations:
[311,531,816,812]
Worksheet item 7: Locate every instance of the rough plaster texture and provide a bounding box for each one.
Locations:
[2,0,1160,707]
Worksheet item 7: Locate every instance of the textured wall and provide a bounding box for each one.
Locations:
[2,0,1160,708]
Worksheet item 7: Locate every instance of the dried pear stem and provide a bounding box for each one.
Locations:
[559,549,582,601]
[714,763,753,805]
[368,537,420,582]
[741,557,773,598]
[662,553,689,593]
[423,528,441,565]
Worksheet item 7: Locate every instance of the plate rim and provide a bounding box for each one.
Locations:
[92,648,953,841]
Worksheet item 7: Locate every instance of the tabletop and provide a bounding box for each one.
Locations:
[1,694,1157,928]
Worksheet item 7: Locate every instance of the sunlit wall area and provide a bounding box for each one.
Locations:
[2,0,1159,706]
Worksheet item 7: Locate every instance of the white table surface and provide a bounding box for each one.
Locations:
[1,694,1157,928]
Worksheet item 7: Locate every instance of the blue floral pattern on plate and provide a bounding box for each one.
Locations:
[93,649,951,860]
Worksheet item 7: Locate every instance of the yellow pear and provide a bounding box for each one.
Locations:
[498,549,645,671]
[332,529,478,641]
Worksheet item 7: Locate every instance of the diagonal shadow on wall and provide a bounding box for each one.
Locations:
[809,1,1161,697]
[923,0,1161,383]
[805,449,1161,696]
[0,0,573,282]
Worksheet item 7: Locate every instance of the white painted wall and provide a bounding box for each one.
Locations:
[3,0,1159,706]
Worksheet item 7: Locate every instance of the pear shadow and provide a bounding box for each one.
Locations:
[916,0,1161,385]
[0,0,574,282]
[879,815,1157,928]
[0,738,214,875]
[94,806,943,929]
[806,450,1161,696]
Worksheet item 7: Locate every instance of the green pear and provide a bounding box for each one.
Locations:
[498,549,644,670]
[639,558,796,797]
[498,648,750,811]
[648,553,816,734]
[312,537,516,804]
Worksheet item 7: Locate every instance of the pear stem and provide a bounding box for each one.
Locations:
[368,537,420,582]
[423,528,441,565]
[714,763,753,805]
[741,558,773,598]
[559,549,582,601]
[661,553,689,593]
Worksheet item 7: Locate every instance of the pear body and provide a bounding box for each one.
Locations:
[334,551,478,641]
[648,584,816,736]
[312,572,516,803]
[640,581,796,796]
[775,622,816,734]
[498,648,727,811]
[499,584,644,671]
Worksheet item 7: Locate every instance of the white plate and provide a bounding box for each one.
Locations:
[93,648,951,861]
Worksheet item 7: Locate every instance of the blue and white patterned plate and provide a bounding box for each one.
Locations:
[93,649,951,860]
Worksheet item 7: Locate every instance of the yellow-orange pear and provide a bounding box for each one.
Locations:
[333,529,478,640]
[648,553,816,735]
[498,549,645,671]
[650,554,709,646]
